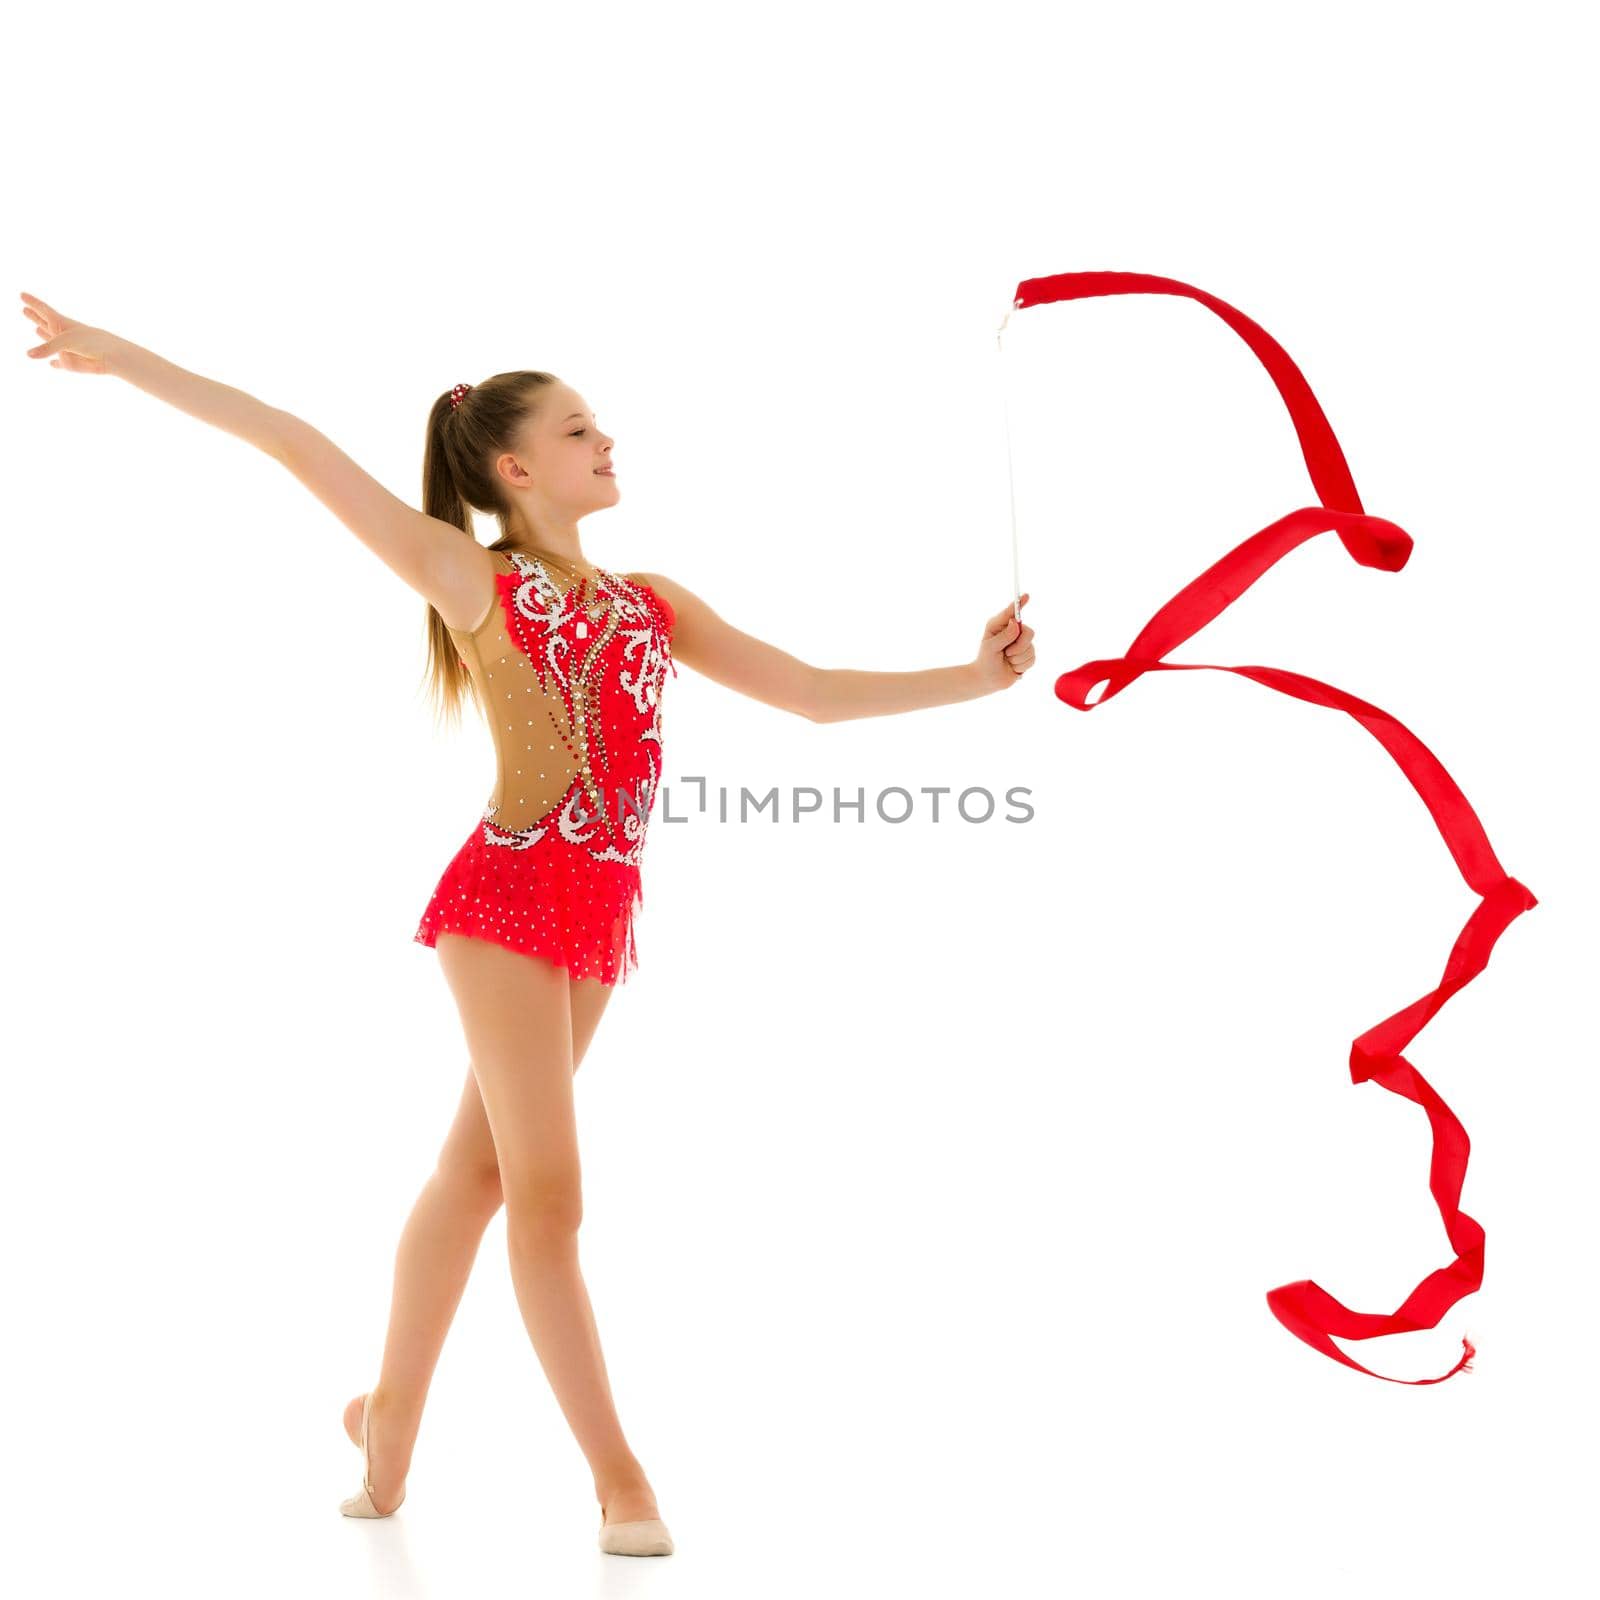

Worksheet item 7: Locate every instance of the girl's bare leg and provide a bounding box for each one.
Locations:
[341,944,622,1517]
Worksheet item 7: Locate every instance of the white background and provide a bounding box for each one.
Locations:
[4,2,1594,1595]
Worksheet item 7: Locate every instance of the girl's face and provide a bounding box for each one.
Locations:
[540,386,619,505]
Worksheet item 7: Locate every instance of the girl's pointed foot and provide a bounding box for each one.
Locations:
[599,1513,675,1556]
[339,1390,408,1517]
[597,1475,673,1555]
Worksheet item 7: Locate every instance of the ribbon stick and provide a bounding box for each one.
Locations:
[1001,270,1536,1383]
[996,303,1023,621]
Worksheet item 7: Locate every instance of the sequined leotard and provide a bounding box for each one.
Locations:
[414,547,678,984]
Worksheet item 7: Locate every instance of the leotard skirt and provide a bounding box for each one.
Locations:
[414,807,644,985]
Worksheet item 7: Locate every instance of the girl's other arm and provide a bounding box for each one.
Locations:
[633,571,1035,721]
[22,296,488,629]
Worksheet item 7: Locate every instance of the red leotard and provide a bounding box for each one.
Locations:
[414,546,678,983]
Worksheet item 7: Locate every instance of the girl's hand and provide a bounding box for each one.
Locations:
[973,592,1035,692]
[20,293,123,375]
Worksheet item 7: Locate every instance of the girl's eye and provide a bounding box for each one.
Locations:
[571,428,587,437]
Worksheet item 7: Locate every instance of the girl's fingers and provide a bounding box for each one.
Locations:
[985,593,1032,636]
[19,294,69,347]
[20,292,65,323]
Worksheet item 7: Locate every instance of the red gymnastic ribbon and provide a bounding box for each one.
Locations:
[1005,271,1537,1384]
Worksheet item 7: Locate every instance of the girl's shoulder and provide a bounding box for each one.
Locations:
[621,570,677,633]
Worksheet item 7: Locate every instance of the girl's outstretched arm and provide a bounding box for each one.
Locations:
[21,293,488,629]
[631,571,1036,722]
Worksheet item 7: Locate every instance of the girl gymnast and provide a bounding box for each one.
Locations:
[21,291,1037,1556]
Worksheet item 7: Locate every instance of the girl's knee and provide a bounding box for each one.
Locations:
[437,1154,505,1206]
[503,1177,583,1238]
